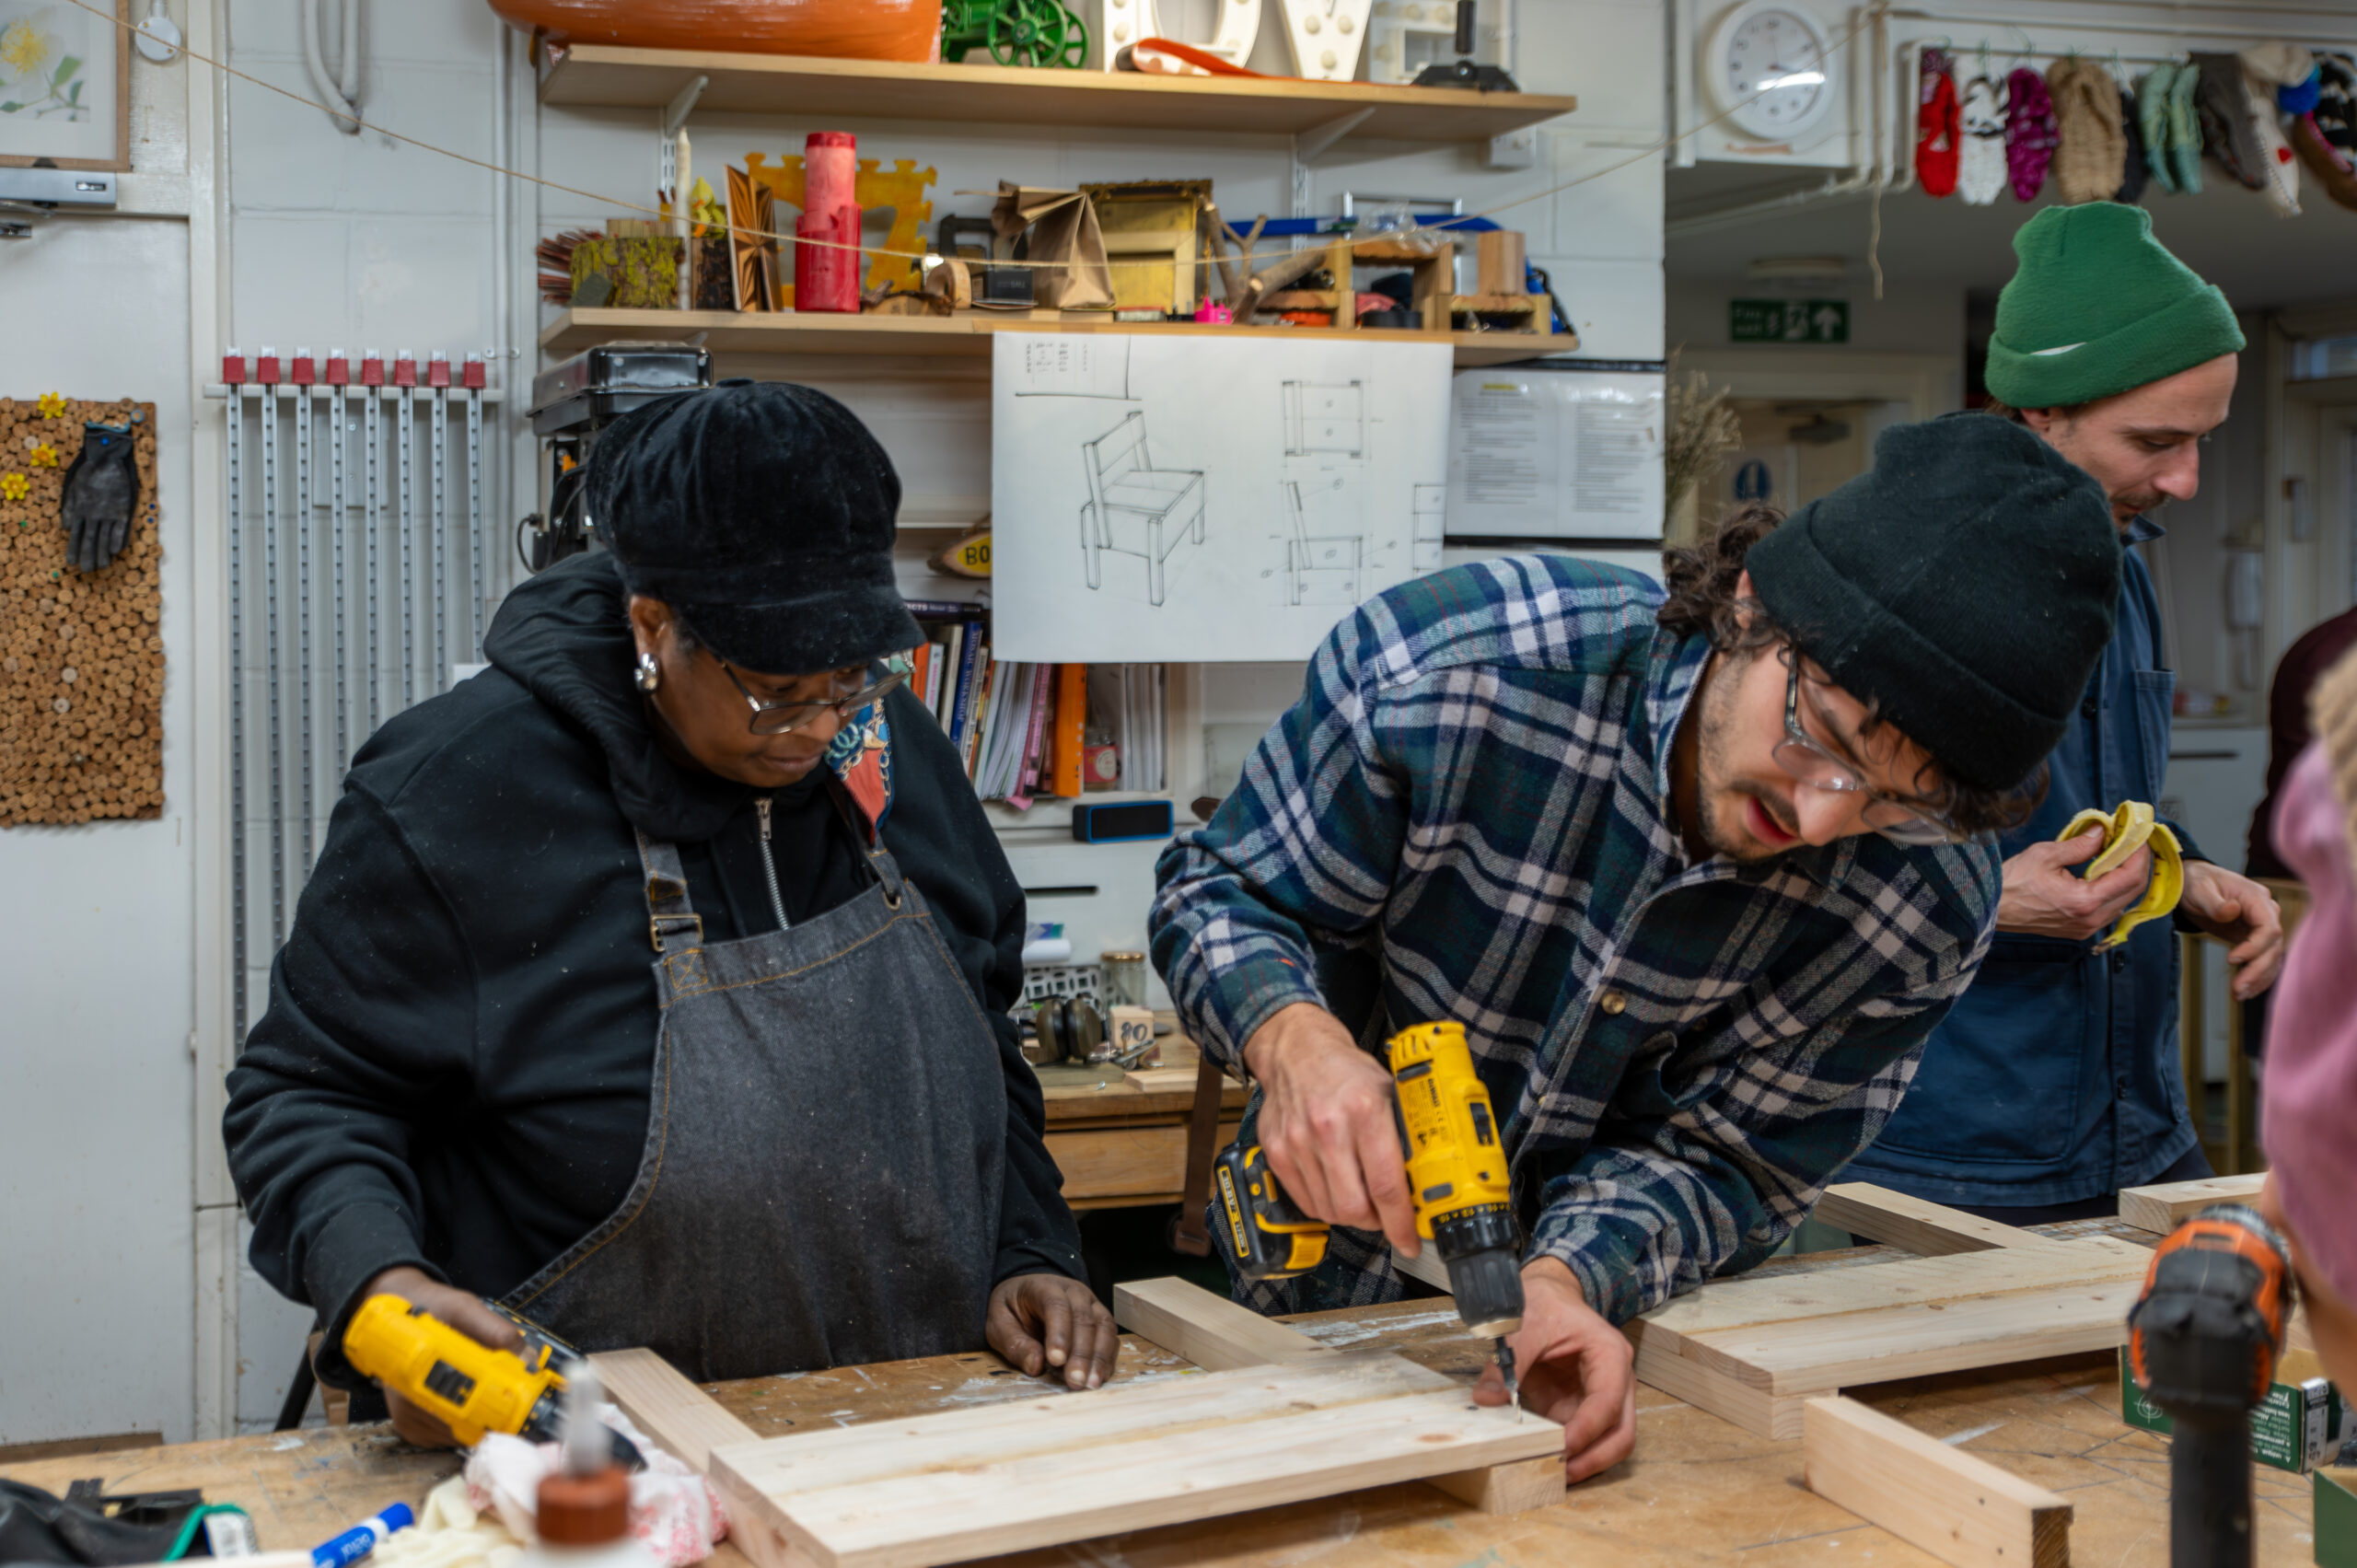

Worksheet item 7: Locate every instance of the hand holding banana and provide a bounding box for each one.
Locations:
[2053,801,2183,951]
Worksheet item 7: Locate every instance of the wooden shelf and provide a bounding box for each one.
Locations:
[539,44,1575,143]
[540,307,1578,366]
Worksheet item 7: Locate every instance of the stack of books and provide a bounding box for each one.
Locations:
[908,601,1095,805]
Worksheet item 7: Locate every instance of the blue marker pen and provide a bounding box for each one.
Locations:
[311,1503,415,1568]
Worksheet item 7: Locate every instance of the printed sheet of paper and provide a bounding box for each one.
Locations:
[1444,366,1665,539]
[991,333,1452,663]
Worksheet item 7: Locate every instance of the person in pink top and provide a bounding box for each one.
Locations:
[2258,650,2357,1389]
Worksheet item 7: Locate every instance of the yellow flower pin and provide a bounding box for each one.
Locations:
[1,473,29,502]
[28,444,57,468]
[36,391,65,419]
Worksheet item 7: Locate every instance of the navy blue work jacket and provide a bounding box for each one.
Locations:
[1846,519,2203,1206]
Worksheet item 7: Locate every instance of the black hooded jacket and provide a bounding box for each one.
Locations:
[224,552,1083,1384]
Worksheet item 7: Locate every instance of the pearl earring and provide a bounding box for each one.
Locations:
[635,653,660,692]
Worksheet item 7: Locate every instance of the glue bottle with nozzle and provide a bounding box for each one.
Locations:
[517,1365,655,1568]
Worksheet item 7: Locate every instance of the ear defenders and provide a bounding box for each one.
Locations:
[1030,995,1108,1065]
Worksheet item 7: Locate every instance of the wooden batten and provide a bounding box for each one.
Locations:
[2117,1171,2267,1237]
[1812,1182,2047,1255]
[1804,1396,2072,1568]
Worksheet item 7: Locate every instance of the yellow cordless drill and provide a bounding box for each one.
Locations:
[343,1295,641,1465]
[1214,1020,1524,1402]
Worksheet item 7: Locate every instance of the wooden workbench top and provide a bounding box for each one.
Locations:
[3,1255,2318,1565]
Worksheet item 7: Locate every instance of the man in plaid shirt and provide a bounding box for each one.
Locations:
[1150,415,2124,1480]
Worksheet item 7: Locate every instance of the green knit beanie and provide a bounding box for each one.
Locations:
[1746,414,2121,795]
[1986,203,2244,409]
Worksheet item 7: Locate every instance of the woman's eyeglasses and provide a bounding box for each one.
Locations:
[717,657,907,737]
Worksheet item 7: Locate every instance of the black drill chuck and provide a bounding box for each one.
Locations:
[1435,1208,1524,1338]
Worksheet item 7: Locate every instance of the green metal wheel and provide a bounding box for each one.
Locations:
[986,0,1087,69]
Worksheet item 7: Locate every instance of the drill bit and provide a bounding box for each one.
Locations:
[1495,1339,1519,1416]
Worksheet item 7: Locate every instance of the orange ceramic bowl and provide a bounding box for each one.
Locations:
[488,0,943,62]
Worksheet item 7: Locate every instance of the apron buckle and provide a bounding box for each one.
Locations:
[650,912,703,953]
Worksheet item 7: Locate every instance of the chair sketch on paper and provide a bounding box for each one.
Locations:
[1283,380,1365,461]
[1078,410,1206,607]
[1280,479,1364,606]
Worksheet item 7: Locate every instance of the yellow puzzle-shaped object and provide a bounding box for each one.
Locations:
[2056,800,2184,951]
[744,153,936,296]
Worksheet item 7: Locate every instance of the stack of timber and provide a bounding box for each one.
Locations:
[1628,1234,2154,1438]
[592,1277,1563,1568]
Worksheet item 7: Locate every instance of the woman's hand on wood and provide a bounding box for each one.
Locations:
[988,1272,1119,1390]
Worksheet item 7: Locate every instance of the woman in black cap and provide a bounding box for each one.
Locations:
[225,381,1115,1442]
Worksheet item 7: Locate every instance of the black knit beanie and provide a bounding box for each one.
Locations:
[1744,414,2121,794]
[586,378,921,676]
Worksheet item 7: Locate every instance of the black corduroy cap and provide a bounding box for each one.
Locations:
[586,378,921,676]
[1745,414,2121,794]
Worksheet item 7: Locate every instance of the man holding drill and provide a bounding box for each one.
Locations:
[1150,416,2121,1481]
[1846,203,2284,1221]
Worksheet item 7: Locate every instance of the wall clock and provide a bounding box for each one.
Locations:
[1705,1,1838,142]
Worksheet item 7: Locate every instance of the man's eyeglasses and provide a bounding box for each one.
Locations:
[1770,652,1964,846]
[717,657,907,737]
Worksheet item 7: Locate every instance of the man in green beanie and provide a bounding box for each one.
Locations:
[1150,415,2118,1481]
[1847,202,2284,1222]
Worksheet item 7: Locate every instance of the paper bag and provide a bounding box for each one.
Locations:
[990,182,1115,310]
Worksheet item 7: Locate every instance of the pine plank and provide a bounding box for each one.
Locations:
[538,44,1578,143]
[2118,1172,2268,1237]
[1637,1238,2150,1340]
[1814,1182,2046,1255]
[537,308,1580,366]
[1626,1240,2150,1434]
[1113,1277,1337,1371]
[1804,1396,2072,1568]
[1696,1276,2146,1394]
[588,1348,757,1473]
[1114,1276,1559,1512]
[1625,1324,1811,1440]
[707,1354,1562,1568]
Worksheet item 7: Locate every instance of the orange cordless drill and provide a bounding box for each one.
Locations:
[2126,1203,2294,1568]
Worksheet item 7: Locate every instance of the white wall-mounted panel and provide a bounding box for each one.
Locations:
[0,216,197,1447]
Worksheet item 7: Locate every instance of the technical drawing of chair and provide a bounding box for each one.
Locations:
[1283,380,1364,461]
[1078,411,1205,607]
[1281,480,1363,607]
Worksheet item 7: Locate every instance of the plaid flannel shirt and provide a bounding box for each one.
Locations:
[1148,556,2001,1324]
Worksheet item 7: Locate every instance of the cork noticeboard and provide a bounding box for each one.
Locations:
[0,396,162,827]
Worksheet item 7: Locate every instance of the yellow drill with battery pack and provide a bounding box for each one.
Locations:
[1214,1020,1524,1402]
[343,1294,641,1465]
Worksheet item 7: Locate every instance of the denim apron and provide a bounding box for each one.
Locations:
[498,807,1007,1381]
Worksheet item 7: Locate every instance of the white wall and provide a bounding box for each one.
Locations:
[0,219,198,1446]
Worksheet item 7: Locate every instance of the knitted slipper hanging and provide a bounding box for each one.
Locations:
[1916,48,1959,196]
[2296,52,2357,211]
[2314,52,2357,160]
[1956,74,2008,204]
[2191,52,2267,189]
[2294,112,2357,210]
[2004,65,2059,200]
[2165,59,2205,192]
[2241,43,2313,216]
[2047,57,2125,203]
[2116,82,2151,202]
[2137,64,2179,192]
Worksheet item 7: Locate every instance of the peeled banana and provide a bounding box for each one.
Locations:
[2055,801,2184,951]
